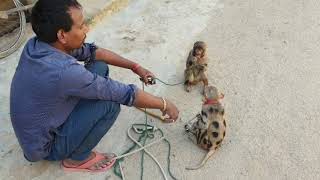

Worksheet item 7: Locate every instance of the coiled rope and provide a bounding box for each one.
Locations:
[113,80,178,180]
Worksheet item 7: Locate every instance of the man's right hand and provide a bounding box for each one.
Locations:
[133,89,179,122]
[161,99,179,123]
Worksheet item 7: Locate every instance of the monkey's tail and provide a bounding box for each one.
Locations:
[185,149,216,170]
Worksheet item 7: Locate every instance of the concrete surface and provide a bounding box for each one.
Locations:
[0,0,320,179]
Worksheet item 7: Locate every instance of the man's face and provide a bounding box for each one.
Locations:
[63,7,89,50]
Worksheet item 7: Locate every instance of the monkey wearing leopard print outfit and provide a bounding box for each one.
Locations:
[184,86,226,170]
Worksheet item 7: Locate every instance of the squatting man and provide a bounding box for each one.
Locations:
[10,0,179,172]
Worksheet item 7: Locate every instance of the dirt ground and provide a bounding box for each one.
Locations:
[0,0,319,179]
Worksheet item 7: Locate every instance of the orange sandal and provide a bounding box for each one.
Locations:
[61,151,116,172]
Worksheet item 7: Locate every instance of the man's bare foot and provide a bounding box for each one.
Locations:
[62,152,115,171]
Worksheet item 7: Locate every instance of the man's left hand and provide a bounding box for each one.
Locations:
[134,66,156,85]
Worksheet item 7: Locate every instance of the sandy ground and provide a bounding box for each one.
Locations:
[0,0,320,179]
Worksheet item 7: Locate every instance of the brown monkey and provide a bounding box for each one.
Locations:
[186,41,208,67]
[184,41,208,93]
[184,86,226,170]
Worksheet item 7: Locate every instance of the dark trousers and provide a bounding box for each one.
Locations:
[45,61,120,161]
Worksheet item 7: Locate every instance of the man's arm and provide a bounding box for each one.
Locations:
[70,44,155,84]
[95,48,155,84]
[70,44,135,70]
[95,48,179,121]
[60,62,138,106]
[95,48,136,70]
[70,43,136,69]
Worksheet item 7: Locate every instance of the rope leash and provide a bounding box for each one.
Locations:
[154,77,184,86]
[113,80,177,180]
[139,77,184,86]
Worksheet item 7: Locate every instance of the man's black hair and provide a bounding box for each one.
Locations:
[31,0,82,43]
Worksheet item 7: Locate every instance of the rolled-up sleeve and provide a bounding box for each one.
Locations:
[70,43,98,65]
[59,62,138,106]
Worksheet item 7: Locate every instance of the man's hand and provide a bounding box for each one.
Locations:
[161,99,179,123]
[133,89,179,123]
[134,66,156,85]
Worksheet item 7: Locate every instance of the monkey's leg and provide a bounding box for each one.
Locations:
[201,77,209,95]
[184,70,194,92]
[187,134,198,145]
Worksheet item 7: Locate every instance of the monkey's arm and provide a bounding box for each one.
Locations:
[184,68,195,82]
[199,56,209,66]
[186,50,195,68]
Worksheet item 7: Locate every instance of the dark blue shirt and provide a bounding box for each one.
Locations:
[10,37,137,161]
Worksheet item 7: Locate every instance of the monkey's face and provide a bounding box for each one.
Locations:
[194,48,204,58]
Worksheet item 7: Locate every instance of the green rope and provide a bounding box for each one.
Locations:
[164,138,177,180]
[113,82,177,180]
[113,126,177,180]
[140,130,148,179]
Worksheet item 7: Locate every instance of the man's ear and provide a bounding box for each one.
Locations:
[57,29,67,44]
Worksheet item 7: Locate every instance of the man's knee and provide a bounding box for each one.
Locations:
[91,101,120,132]
[109,101,121,114]
[85,60,109,77]
[103,101,121,120]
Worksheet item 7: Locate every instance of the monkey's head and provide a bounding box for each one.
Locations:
[193,41,207,58]
[204,86,219,100]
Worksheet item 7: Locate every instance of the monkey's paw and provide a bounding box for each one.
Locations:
[185,85,192,92]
